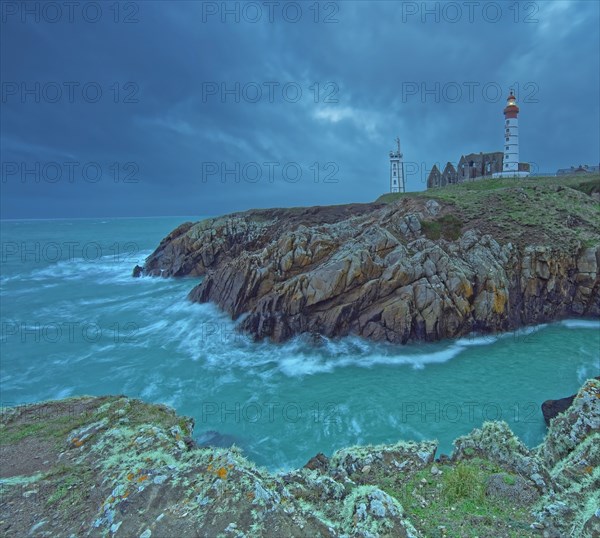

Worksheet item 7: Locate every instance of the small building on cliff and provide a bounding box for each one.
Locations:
[556,164,600,175]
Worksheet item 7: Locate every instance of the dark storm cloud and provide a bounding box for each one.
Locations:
[1,0,598,218]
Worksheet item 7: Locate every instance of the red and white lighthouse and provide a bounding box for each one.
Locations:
[503,90,520,175]
[493,90,529,178]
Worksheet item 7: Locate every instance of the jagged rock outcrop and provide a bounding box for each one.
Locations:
[136,188,600,343]
[535,379,600,537]
[450,379,600,537]
[1,379,598,537]
[542,376,600,425]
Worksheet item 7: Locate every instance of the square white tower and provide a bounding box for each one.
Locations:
[389,137,405,193]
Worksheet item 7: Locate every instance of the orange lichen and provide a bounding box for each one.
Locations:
[126,472,134,481]
[72,437,84,447]
[459,281,473,299]
[246,492,255,501]
[216,467,227,479]
[584,465,594,474]
[207,464,213,472]
[492,288,507,314]
[137,474,149,483]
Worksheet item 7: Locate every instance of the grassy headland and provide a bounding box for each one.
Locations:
[377,174,600,248]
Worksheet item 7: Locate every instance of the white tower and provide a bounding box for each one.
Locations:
[492,90,529,178]
[389,137,405,193]
[503,90,520,176]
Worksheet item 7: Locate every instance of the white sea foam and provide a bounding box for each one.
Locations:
[267,337,476,378]
[141,381,160,399]
[52,387,74,399]
[350,418,362,437]
[455,334,499,346]
[561,319,600,330]
[19,250,155,285]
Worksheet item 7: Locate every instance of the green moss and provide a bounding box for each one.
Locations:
[0,473,43,487]
[420,219,442,240]
[502,473,517,486]
[421,214,463,241]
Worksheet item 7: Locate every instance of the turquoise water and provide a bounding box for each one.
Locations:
[1,217,599,470]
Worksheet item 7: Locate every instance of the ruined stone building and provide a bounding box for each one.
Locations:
[427,152,504,188]
[427,151,529,188]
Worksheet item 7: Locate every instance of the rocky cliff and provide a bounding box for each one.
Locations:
[136,176,600,343]
[1,379,598,537]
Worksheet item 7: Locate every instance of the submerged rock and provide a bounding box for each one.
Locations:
[304,452,330,473]
[195,429,239,448]
[132,264,143,278]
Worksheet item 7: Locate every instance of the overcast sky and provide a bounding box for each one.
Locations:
[1,0,599,219]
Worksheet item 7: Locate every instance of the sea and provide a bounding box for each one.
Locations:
[1,217,599,471]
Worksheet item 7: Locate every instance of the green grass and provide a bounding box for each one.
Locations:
[376,459,539,538]
[571,178,600,196]
[376,174,600,249]
[442,462,485,504]
[377,174,600,204]
[0,412,97,446]
[44,464,95,512]
[0,397,192,448]
[0,421,49,445]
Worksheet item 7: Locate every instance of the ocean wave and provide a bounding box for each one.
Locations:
[561,319,600,330]
[276,343,465,377]
[16,250,155,285]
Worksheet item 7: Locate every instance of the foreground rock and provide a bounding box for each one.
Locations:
[1,379,598,537]
[542,375,600,425]
[136,179,600,343]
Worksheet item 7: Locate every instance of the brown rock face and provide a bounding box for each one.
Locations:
[138,199,600,343]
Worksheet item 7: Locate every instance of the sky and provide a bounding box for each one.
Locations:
[1,0,599,219]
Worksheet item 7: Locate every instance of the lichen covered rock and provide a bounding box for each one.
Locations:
[532,379,600,538]
[452,420,550,491]
[329,440,437,483]
[1,379,598,537]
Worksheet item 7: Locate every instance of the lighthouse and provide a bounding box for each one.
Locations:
[389,137,405,193]
[492,90,529,178]
[503,90,520,175]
